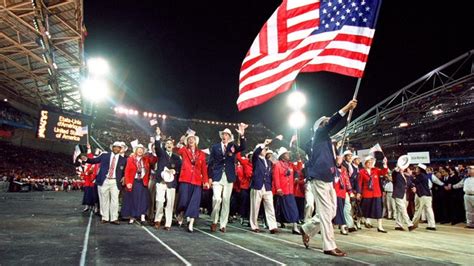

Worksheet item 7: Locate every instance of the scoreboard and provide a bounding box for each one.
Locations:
[36,109,88,144]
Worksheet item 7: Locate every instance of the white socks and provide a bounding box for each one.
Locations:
[188,218,195,231]
[377,219,384,230]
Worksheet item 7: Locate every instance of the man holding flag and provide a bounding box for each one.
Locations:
[237,0,382,255]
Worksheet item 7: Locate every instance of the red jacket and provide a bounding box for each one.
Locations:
[177,147,209,186]
[293,161,305,198]
[334,167,352,198]
[234,163,243,192]
[358,167,389,198]
[236,153,252,190]
[272,160,295,195]
[124,154,158,192]
[82,154,99,187]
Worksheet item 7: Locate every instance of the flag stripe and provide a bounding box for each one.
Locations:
[240,27,374,85]
[240,26,374,76]
[237,0,379,111]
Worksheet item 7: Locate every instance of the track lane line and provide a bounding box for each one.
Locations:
[79,211,93,266]
[194,228,286,266]
[140,225,192,266]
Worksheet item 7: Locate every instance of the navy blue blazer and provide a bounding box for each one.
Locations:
[250,146,272,191]
[392,170,413,199]
[154,139,182,188]
[305,112,343,182]
[208,136,246,183]
[86,152,127,190]
[413,173,431,197]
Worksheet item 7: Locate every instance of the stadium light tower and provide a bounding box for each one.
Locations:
[289,111,306,129]
[287,91,306,110]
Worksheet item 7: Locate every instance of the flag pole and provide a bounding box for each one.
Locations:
[339,77,362,153]
[339,0,383,154]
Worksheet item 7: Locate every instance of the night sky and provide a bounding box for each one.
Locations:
[83,0,473,140]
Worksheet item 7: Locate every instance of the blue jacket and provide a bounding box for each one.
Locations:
[392,170,413,199]
[86,152,127,190]
[413,173,431,197]
[208,136,246,183]
[154,139,182,188]
[250,146,272,191]
[305,112,343,182]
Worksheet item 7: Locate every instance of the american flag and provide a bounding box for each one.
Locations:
[237,0,381,111]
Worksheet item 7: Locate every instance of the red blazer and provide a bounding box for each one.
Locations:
[177,147,209,186]
[272,160,295,195]
[293,161,305,198]
[358,167,388,198]
[83,153,99,187]
[334,167,352,198]
[234,163,244,192]
[124,154,158,192]
[236,153,252,189]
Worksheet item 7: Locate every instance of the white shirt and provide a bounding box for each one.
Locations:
[109,153,120,179]
[464,177,474,194]
[135,156,146,179]
[384,182,393,192]
[221,142,228,155]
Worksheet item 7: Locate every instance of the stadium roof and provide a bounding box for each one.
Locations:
[333,49,474,149]
[0,0,84,112]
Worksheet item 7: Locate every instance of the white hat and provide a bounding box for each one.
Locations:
[417,163,427,170]
[313,116,329,131]
[161,167,175,182]
[185,134,199,146]
[343,150,353,156]
[363,155,375,165]
[276,147,290,159]
[219,128,234,142]
[120,141,128,152]
[397,155,411,170]
[352,155,360,160]
[110,141,123,151]
[133,144,146,153]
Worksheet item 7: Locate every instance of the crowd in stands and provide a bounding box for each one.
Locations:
[0,142,78,192]
[0,102,34,127]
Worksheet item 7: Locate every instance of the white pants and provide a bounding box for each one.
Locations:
[304,183,316,222]
[465,195,474,227]
[395,196,413,228]
[384,192,396,219]
[412,196,436,228]
[249,187,277,230]
[302,180,337,251]
[154,183,176,227]
[98,179,120,221]
[344,193,354,228]
[211,173,233,228]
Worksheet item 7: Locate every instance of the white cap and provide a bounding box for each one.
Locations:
[417,163,427,170]
[276,147,290,159]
